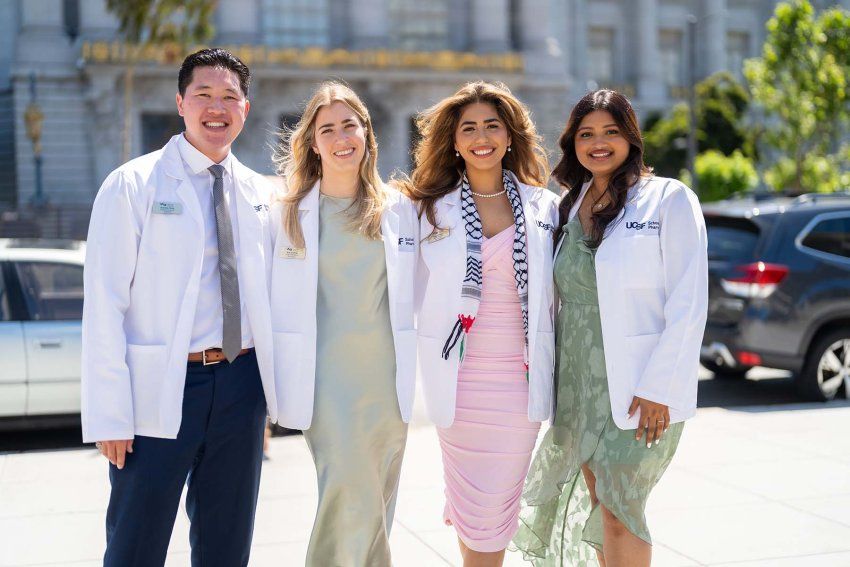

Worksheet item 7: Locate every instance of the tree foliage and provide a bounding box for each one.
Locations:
[643,72,752,179]
[105,0,217,49]
[695,150,759,202]
[745,0,850,194]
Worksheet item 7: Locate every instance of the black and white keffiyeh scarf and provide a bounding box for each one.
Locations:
[441,170,530,374]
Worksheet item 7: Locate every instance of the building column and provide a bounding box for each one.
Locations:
[217,0,260,44]
[569,0,589,91]
[515,0,550,53]
[635,0,664,103]
[18,0,71,65]
[349,0,389,49]
[470,0,510,52]
[516,0,566,77]
[699,0,726,78]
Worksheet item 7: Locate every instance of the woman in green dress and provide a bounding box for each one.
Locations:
[269,82,419,566]
[514,90,708,566]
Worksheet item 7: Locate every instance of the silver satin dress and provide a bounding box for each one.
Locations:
[302,194,408,567]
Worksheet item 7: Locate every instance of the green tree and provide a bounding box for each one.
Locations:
[695,150,759,202]
[105,0,218,161]
[644,72,752,179]
[745,0,850,194]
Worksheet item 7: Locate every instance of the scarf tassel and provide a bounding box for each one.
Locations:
[442,315,475,361]
[442,318,464,360]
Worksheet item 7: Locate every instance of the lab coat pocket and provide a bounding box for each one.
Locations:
[416,334,457,427]
[622,234,663,289]
[126,343,168,425]
[623,288,665,337]
[623,332,661,383]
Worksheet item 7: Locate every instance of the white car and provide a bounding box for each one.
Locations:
[0,239,85,424]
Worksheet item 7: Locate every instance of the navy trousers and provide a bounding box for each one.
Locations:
[103,350,266,567]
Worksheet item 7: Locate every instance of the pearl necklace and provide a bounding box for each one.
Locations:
[470,188,506,198]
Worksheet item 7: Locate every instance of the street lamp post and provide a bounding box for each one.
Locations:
[23,72,47,207]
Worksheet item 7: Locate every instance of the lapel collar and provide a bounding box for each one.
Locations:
[435,183,461,229]
[300,181,321,254]
[161,135,203,231]
[516,178,543,339]
[229,154,265,262]
[567,180,592,222]
[381,191,401,307]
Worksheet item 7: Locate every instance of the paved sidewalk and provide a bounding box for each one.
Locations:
[3,400,850,566]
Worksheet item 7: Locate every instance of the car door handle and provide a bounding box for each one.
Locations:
[36,339,63,348]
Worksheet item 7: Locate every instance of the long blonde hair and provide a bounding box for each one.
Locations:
[394,81,549,229]
[274,81,386,248]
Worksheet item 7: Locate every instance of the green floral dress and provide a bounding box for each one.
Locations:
[513,217,684,566]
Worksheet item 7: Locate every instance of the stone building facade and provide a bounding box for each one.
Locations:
[2,0,847,211]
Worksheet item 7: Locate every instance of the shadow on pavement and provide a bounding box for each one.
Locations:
[1,420,298,454]
[698,370,850,412]
[0,425,87,453]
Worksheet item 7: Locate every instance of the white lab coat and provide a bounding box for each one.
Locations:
[415,177,559,427]
[268,182,419,430]
[558,176,708,429]
[81,134,278,442]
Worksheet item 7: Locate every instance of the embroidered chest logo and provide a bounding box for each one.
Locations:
[253,204,270,213]
[537,220,555,232]
[398,236,415,251]
[626,220,660,231]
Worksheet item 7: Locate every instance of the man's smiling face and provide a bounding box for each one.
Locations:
[176,65,250,163]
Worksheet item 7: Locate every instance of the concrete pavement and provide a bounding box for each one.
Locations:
[3,396,850,566]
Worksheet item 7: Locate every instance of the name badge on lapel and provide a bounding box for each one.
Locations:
[426,227,450,243]
[153,201,183,215]
[398,236,415,252]
[280,246,306,260]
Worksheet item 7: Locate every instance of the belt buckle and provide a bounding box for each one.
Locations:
[202,350,222,366]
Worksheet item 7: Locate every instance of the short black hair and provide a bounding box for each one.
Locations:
[178,48,251,98]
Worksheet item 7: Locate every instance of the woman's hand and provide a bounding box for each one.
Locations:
[628,397,670,448]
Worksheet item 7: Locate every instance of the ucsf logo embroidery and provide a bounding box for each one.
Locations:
[398,236,415,251]
[537,220,555,232]
[253,204,270,213]
[626,220,660,231]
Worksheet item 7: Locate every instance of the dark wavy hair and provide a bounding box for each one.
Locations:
[553,89,652,247]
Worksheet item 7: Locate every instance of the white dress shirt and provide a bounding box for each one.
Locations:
[176,133,254,351]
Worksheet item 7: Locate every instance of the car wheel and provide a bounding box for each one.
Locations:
[702,361,751,379]
[798,329,850,401]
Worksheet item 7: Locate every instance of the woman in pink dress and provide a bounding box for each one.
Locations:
[395,82,558,566]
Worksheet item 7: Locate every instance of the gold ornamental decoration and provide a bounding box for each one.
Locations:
[81,41,524,73]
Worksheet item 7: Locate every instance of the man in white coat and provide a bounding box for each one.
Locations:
[81,48,278,566]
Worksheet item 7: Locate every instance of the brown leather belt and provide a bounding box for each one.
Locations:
[188,348,252,366]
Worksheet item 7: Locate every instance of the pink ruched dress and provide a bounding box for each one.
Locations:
[436,226,542,552]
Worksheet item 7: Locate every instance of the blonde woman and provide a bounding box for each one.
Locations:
[396,82,558,567]
[269,82,418,566]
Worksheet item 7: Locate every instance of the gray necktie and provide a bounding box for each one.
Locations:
[208,165,242,362]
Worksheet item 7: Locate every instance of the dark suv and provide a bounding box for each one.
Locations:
[700,192,850,401]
